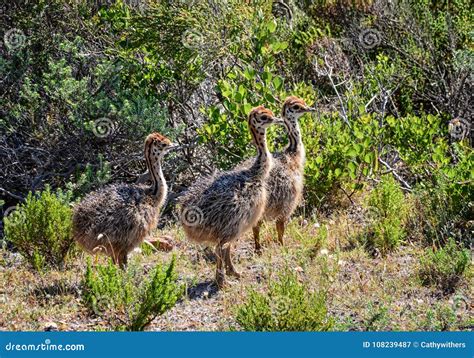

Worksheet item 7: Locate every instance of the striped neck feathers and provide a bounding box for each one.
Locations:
[283,113,305,167]
[249,124,273,178]
[145,145,168,205]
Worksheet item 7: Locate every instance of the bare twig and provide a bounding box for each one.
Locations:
[0,187,25,202]
[378,158,412,192]
[323,55,352,129]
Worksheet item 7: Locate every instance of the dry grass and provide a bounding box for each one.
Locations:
[0,211,472,331]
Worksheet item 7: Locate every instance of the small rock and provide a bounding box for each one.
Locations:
[320,249,329,255]
[43,322,58,332]
[294,266,304,273]
[133,247,143,254]
[338,259,346,266]
[147,236,174,252]
[313,222,321,228]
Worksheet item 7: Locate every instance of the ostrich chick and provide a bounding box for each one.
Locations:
[252,96,315,253]
[72,132,177,267]
[179,106,283,287]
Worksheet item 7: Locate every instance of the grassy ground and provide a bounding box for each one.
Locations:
[0,209,472,331]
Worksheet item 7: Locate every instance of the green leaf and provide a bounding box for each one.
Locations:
[267,20,277,33]
[272,41,288,52]
[354,129,364,139]
[348,161,357,173]
[265,93,275,103]
[262,71,272,85]
[235,92,243,102]
[243,68,254,80]
[243,103,252,115]
[278,41,288,51]
[364,153,373,164]
[347,149,357,157]
[272,76,283,90]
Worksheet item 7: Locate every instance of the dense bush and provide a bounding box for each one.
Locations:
[418,238,470,293]
[410,176,473,248]
[82,257,182,331]
[420,302,460,331]
[65,154,111,200]
[1,0,178,204]
[236,272,333,331]
[359,176,409,255]
[4,186,73,270]
[1,0,472,215]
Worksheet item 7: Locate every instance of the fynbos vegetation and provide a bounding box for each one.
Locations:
[82,257,182,331]
[4,186,74,271]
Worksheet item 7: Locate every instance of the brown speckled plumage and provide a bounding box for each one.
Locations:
[72,132,174,267]
[250,96,315,252]
[179,106,282,287]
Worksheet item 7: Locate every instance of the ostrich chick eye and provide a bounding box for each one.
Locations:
[293,105,301,110]
[261,115,269,121]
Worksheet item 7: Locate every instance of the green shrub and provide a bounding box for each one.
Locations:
[410,147,473,247]
[236,272,333,331]
[363,301,390,331]
[288,221,328,261]
[83,257,182,331]
[418,238,470,293]
[4,186,74,270]
[419,302,459,331]
[303,112,381,207]
[360,176,409,255]
[65,154,111,200]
